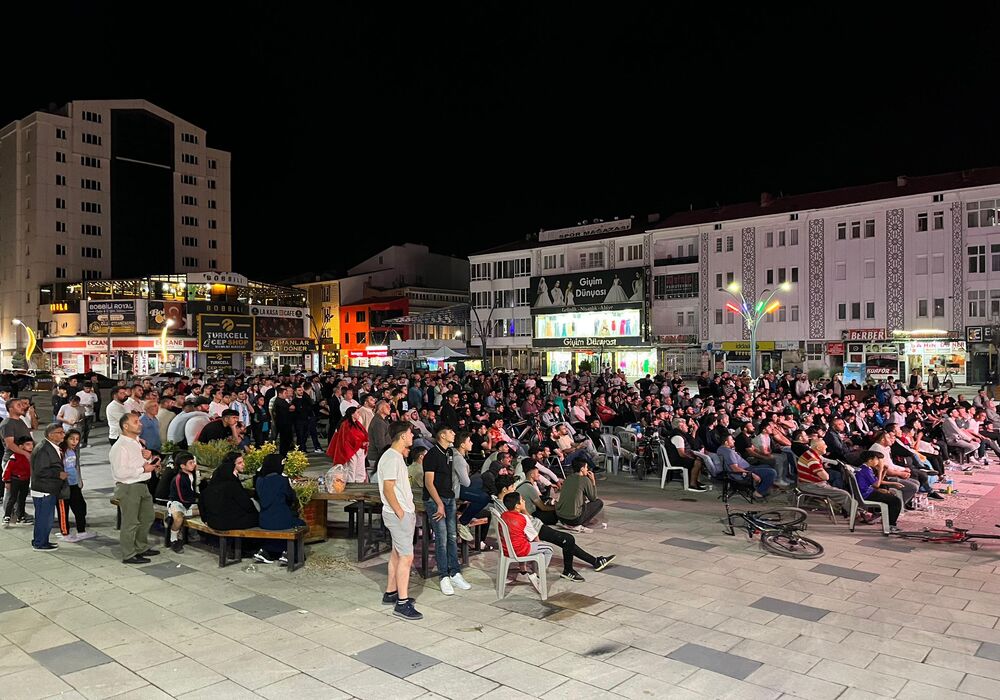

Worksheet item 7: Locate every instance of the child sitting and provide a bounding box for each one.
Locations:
[3,435,34,525]
[499,491,554,593]
[166,451,199,553]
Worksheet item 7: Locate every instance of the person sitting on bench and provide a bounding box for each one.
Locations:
[253,454,305,565]
[199,452,258,532]
[166,451,198,553]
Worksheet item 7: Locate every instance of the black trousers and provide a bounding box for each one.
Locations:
[559,499,604,527]
[538,523,597,573]
[4,477,29,520]
[278,427,294,456]
[865,489,901,526]
[81,416,93,445]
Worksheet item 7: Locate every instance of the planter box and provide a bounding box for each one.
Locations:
[300,498,328,544]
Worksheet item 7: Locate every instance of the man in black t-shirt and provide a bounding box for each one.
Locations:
[197,409,239,443]
[422,427,470,595]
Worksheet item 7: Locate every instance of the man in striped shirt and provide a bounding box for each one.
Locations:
[796,438,855,517]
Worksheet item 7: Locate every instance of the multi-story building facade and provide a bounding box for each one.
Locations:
[471,168,1000,382]
[295,277,342,370]
[0,99,232,366]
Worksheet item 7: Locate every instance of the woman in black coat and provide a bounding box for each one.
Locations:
[199,452,258,531]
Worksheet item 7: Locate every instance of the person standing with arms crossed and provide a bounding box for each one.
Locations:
[377,421,422,619]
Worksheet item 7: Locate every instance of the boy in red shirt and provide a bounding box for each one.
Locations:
[3,435,34,525]
[500,492,553,573]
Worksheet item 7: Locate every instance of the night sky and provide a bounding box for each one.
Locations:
[5,4,1000,282]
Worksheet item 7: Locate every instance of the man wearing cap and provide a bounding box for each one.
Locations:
[197,408,240,443]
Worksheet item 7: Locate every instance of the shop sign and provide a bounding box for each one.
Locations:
[148,301,187,332]
[250,305,305,319]
[254,338,315,353]
[863,342,900,354]
[254,314,308,340]
[49,301,79,313]
[86,300,137,334]
[843,328,886,341]
[536,336,644,348]
[392,349,416,358]
[720,341,776,352]
[826,342,845,355]
[966,325,996,343]
[205,353,233,370]
[198,314,254,352]
[187,272,248,287]
[188,300,247,315]
[530,270,645,313]
[904,340,966,353]
[348,346,389,358]
[538,220,632,243]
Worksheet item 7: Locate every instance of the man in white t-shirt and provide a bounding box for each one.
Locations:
[57,396,82,433]
[75,384,98,447]
[376,421,421,620]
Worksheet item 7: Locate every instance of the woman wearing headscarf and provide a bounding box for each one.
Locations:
[199,452,258,531]
[326,406,369,483]
[252,454,305,564]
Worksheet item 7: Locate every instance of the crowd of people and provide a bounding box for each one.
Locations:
[0,363,989,620]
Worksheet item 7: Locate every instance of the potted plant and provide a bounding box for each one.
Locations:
[281,449,323,541]
[192,439,236,478]
[242,442,277,480]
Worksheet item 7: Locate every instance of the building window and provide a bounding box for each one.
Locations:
[850,302,861,320]
[618,244,642,262]
[81,132,102,145]
[208,239,217,249]
[81,201,101,213]
[542,254,563,271]
[790,213,799,221]
[791,267,799,283]
[933,211,944,230]
[714,223,722,230]
[514,258,531,276]
[992,245,1000,272]
[917,299,928,317]
[715,309,723,325]
[726,310,735,324]
[471,262,491,279]
[55,221,66,233]
[969,245,987,274]
[933,298,945,317]
[81,110,102,123]
[579,251,604,269]
[55,267,67,279]
[81,155,101,168]
[765,231,773,247]
[716,238,723,252]
[715,273,723,289]
[967,200,999,228]
[933,194,944,203]
[778,306,786,322]
[55,151,66,163]
[851,221,861,239]
[81,178,101,190]
[182,195,197,206]
[55,127,66,140]
[82,224,102,236]
[208,220,217,229]
[208,200,216,209]
[182,256,198,267]
[181,215,198,226]
[777,268,786,284]
[790,305,799,322]
[932,254,945,274]
[766,269,774,285]
[515,288,530,306]
[181,153,198,165]
[356,311,366,322]
[725,236,734,252]
[778,230,786,247]
[344,333,349,344]
[55,174,66,186]
[864,259,875,278]
[916,212,928,232]
[181,132,199,144]
[837,222,846,240]
[55,197,66,209]
[82,270,101,280]
[181,174,197,185]
[182,236,198,247]
[969,290,987,318]
[207,179,216,190]
[81,247,102,259]
[208,159,217,169]
[677,312,685,326]
[209,259,217,269]
[789,228,799,246]
[991,291,1000,317]
[864,219,875,238]
[355,332,366,344]
[865,302,875,319]
[55,244,66,256]
[835,262,847,280]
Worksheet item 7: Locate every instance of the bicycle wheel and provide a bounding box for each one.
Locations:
[753,508,808,529]
[760,530,824,559]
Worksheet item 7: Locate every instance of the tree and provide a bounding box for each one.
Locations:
[470,304,500,372]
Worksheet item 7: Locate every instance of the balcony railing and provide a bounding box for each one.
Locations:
[653,286,699,300]
[653,255,698,267]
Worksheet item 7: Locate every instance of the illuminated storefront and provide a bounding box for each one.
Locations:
[841,334,967,384]
[347,345,392,368]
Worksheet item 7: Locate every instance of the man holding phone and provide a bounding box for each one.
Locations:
[109,413,160,564]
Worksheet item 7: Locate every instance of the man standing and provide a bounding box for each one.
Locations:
[273,386,295,456]
[291,384,315,452]
[75,382,97,447]
[106,386,130,445]
[367,400,392,474]
[423,427,471,595]
[29,424,68,551]
[109,413,160,564]
[439,392,461,432]
[377,421,422,620]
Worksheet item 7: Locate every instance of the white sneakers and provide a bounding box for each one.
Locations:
[440,572,473,595]
[457,523,474,542]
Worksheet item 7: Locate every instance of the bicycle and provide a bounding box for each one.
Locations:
[891,519,1000,551]
[723,500,824,559]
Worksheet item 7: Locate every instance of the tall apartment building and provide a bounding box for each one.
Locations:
[470,168,1000,382]
[0,99,232,365]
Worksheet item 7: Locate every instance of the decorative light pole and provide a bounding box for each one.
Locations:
[722,281,791,379]
[11,319,37,369]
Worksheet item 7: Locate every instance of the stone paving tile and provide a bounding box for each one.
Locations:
[6,622,80,653]
[137,657,227,696]
[808,658,908,696]
[977,641,1000,661]
[176,679,263,700]
[407,662,501,699]
[61,661,147,699]
[811,563,880,582]
[786,634,879,668]
[958,673,1000,697]
[666,641,762,680]
[475,656,570,696]
[677,667,781,700]
[610,673,704,700]
[353,640,441,679]
[608,501,651,510]
[30,640,113,676]
[605,647,700,685]
[856,538,915,553]
[750,595,830,622]
[257,673,352,700]
[0,667,74,699]
[747,663,846,700]
[138,561,198,579]
[491,596,563,619]
[226,593,300,620]
[0,590,28,613]
[331,666,426,700]
[729,638,820,674]
[598,564,651,580]
[870,652,965,690]
[662,537,717,551]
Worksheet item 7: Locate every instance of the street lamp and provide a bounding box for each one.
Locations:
[160,319,174,364]
[722,281,792,379]
[11,319,36,368]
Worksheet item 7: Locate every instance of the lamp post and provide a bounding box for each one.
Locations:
[722,281,792,379]
[160,319,175,368]
[11,319,36,369]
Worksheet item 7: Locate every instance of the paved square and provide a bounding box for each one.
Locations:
[30,641,113,676]
[662,537,717,551]
[667,642,763,680]
[810,563,879,582]
[353,641,440,678]
[0,591,28,613]
[139,561,199,579]
[599,564,651,580]
[750,596,831,622]
[226,594,300,619]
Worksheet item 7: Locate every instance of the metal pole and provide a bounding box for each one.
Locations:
[749,319,758,379]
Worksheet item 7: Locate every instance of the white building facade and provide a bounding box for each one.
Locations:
[0,99,232,366]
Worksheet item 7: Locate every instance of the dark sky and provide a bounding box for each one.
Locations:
[5,4,1000,282]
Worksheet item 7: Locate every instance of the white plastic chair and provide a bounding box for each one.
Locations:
[599,433,621,474]
[495,516,548,600]
[842,464,891,535]
[658,443,690,490]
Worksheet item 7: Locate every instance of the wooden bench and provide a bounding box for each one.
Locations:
[110,497,307,572]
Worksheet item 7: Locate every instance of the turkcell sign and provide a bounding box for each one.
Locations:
[198,314,254,352]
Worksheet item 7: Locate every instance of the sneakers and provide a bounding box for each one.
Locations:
[451,572,472,590]
[62,533,82,543]
[253,549,276,564]
[527,573,542,594]
[560,570,585,582]
[688,484,709,492]
[18,516,33,525]
[278,553,289,567]
[457,523,474,542]
[2,516,9,527]
[928,491,945,500]
[313,449,324,454]
[889,526,902,533]
[439,577,455,595]
[382,591,399,606]
[171,540,184,554]
[33,543,58,551]
[594,555,616,571]
[76,531,97,541]
[393,598,423,620]
[572,525,593,534]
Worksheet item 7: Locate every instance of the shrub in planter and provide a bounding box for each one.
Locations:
[243,442,277,480]
[282,448,310,480]
[578,360,592,373]
[192,439,234,475]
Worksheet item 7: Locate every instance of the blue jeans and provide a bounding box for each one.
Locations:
[458,485,490,526]
[424,497,460,578]
[32,494,56,548]
[749,466,777,495]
